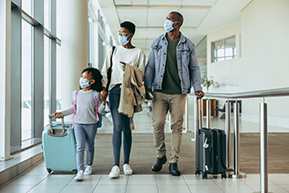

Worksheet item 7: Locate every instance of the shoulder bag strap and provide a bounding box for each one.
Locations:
[106,46,116,91]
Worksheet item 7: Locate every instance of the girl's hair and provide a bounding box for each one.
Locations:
[81,67,103,92]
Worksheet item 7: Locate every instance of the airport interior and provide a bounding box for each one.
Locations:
[0,0,289,192]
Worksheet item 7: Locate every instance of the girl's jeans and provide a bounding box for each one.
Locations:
[109,84,132,166]
[74,123,98,172]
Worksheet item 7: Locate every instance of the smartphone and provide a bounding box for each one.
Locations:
[148,92,154,99]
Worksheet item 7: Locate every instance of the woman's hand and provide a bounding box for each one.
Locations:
[120,61,126,71]
[100,90,108,102]
[54,112,63,118]
[145,88,153,100]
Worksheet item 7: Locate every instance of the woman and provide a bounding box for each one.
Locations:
[101,21,146,178]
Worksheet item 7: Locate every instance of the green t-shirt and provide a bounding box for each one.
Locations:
[156,35,182,94]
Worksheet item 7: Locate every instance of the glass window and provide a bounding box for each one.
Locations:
[22,0,32,16]
[212,36,236,62]
[44,0,51,30]
[21,19,33,141]
[56,0,61,38]
[56,45,61,111]
[44,37,50,127]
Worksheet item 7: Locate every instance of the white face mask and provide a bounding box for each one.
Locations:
[118,35,129,45]
[164,19,174,32]
[79,77,90,89]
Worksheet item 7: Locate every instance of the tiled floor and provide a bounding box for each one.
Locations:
[1,103,289,193]
[0,161,289,193]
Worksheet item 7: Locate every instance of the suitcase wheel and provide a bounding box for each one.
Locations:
[73,169,77,174]
[202,173,207,179]
[47,168,52,174]
[221,173,227,179]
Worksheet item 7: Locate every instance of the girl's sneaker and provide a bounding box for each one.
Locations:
[123,164,133,175]
[74,170,84,181]
[109,165,120,179]
[84,165,92,175]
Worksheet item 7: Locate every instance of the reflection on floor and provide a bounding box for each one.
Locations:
[1,105,289,192]
[0,161,289,193]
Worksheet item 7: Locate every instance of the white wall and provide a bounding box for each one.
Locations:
[207,0,289,130]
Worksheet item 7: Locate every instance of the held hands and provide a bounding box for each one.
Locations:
[195,90,204,99]
[120,61,126,71]
[54,112,63,118]
[100,90,108,105]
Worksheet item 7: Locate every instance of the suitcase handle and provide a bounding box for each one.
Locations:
[48,114,67,137]
[196,98,203,132]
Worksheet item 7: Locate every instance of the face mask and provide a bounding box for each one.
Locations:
[79,77,90,89]
[118,35,129,45]
[164,19,174,32]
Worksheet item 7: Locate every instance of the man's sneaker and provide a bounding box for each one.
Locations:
[109,165,120,179]
[123,164,133,175]
[74,170,84,181]
[84,165,92,175]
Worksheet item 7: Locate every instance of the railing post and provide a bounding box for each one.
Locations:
[259,99,268,193]
[206,99,211,128]
[229,100,246,178]
[192,97,198,141]
[225,100,233,171]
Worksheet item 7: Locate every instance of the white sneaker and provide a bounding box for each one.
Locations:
[74,170,84,181]
[109,165,120,179]
[123,164,133,175]
[84,165,92,175]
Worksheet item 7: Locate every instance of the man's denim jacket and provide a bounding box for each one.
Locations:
[144,32,202,94]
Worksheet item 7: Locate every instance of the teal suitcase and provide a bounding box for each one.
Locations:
[42,114,77,173]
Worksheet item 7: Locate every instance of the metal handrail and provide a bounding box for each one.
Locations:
[189,87,289,193]
[202,87,289,98]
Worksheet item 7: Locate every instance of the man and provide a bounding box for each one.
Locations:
[144,11,204,176]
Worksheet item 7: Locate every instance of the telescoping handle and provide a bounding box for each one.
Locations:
[48,114,65,135]
[196,97,203,131]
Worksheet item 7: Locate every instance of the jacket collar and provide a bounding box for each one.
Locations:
[161,32,186,44]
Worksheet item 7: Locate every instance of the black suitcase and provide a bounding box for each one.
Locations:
[195,98,227,179]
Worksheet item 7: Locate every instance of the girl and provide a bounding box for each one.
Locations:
[54,67,105,181]
[101,21,146,178]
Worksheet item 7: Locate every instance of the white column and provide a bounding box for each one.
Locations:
[61,0,88,121]
[0,0,13,161]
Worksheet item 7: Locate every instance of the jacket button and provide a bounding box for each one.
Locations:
[164,53,166,55]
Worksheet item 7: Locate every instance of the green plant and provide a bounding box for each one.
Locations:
[201,75,219,92]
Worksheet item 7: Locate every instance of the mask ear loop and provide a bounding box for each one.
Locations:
[126,33,132,42]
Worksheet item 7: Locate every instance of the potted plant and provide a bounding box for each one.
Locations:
[201,75,219,92]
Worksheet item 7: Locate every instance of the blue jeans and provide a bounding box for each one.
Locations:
[74,123,98,172]
[109,84,132,166]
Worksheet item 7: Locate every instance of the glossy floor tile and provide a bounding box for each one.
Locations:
[1,161,288,193]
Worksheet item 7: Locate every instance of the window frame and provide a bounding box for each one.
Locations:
[212,36,236,63]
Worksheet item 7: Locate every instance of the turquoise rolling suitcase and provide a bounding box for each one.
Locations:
[42,114,77,173]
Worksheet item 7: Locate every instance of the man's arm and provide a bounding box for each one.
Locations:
[188,43,204,98]
[144,44,156,100]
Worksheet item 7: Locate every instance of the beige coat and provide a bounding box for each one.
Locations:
[118,65,146,130]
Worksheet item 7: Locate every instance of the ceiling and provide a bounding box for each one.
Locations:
[97,0,252,56]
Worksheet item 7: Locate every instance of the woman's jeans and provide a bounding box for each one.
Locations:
[109,84,132,166]
[74,123,98,172]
